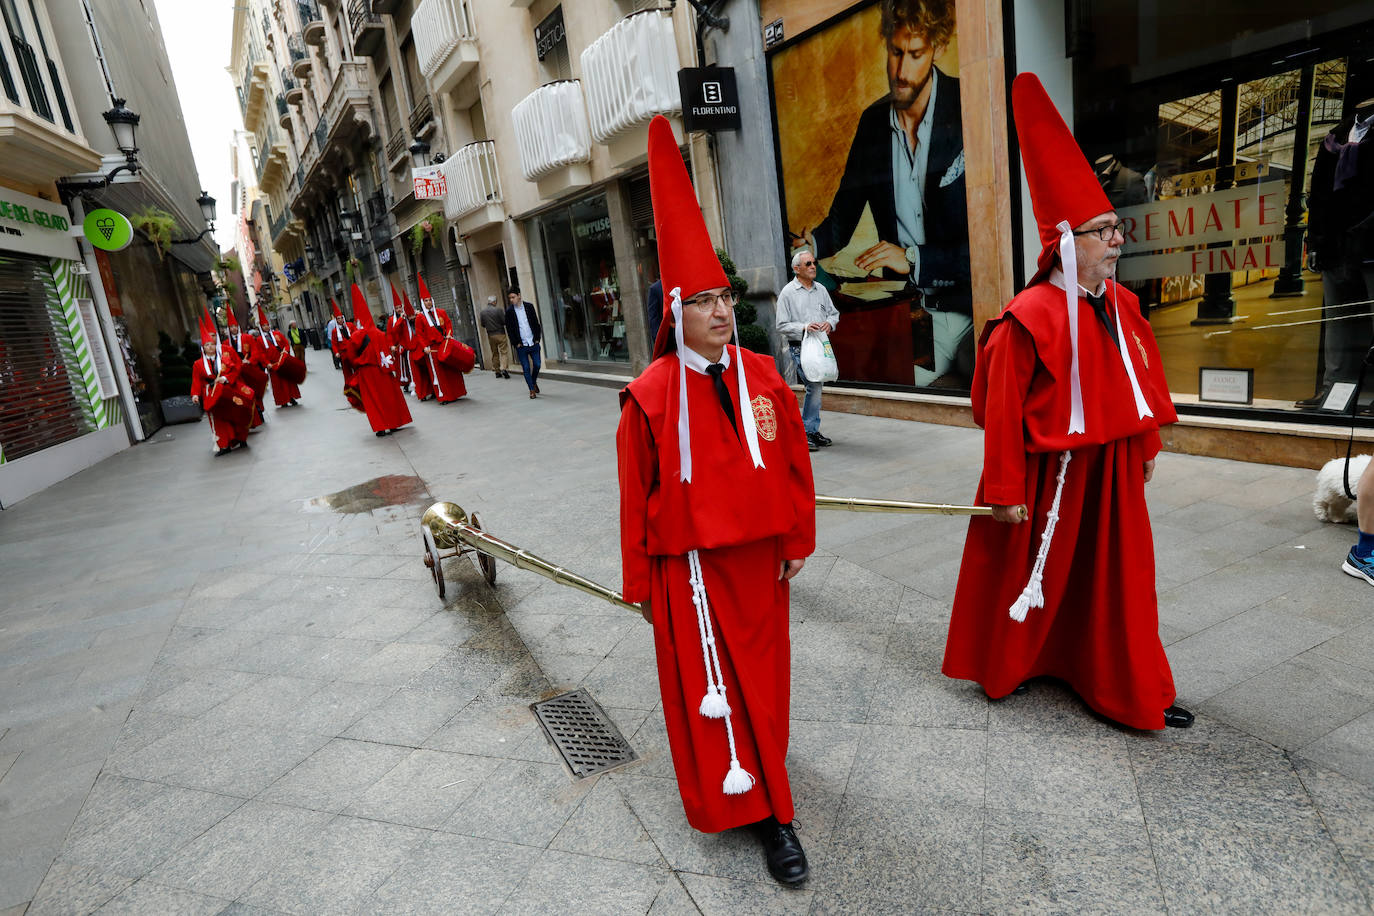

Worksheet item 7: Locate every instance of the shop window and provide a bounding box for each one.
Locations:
[1074,6,1374,416]
[531,192,628,364]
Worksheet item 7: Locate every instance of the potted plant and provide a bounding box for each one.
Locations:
[156,330,201,423]
[410,210,446,256]
[131,207,177,260]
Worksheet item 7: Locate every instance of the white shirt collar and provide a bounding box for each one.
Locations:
[680,344,731,375]
[1049,268,1105,297]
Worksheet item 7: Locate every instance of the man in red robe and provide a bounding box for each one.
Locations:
[618,116,816,886]
[942,74,1192,731]
[190,313,251,455]
[341,283,412,437]
[414,274,467,402]
[399,291,433,401]
[385,283,414,392]
[224,308,267,429]
[254,306,301,407]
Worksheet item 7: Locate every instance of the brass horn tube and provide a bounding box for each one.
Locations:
[425,502,643,615]
[815,494,994,516]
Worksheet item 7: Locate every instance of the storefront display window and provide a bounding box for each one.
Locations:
[531,192,628,364]
[1073,7,1374,416]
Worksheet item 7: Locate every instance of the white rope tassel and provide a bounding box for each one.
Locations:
[685,549,756,795]
[671,288,692,482]
[1009,450,1072,623]
[1056,221,1086,435]
[688,549,730,719]
[1110,265,1154,421]
[729,308,765,470]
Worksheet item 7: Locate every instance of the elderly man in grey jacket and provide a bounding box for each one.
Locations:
[776,249,841,451]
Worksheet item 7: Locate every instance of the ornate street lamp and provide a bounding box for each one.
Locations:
[172,191,218,245]
[409,139,431,168]
[102,98,141,157]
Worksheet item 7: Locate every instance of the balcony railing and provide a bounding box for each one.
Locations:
[271,208,287,243]
[386,127,406,164]
[439,140,502,221]
[511,81,592,181]
[314,117,329,155]
[276,94,290,125]
[366,191,387,227]
[581,10,682,144]
[280,67,298,93]
[414,0,476,80]
[300,0,325,44]
[409,94,434,137]
[348,0,384,56]
[287,34,309,77]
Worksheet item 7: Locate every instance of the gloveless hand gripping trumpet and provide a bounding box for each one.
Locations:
[419,496,994,611]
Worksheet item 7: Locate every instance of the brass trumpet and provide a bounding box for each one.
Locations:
[420,501,643,613]
[420,495,991,612]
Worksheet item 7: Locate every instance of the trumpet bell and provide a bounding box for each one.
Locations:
[421,501,468,550]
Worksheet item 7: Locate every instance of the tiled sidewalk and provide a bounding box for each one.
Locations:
[1,352,1370,914]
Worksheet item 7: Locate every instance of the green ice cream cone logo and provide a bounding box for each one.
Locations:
[83,209,133,251]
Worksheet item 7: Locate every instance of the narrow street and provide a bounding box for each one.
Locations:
[1,353,1370,914]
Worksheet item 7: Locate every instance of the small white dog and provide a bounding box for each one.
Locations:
[1314,454,1371,523]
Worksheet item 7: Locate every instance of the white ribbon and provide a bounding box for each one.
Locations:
[672,287,692,482]
[1056,220,1086,435]
[730,308,766,471]
[1110,266,1154,421]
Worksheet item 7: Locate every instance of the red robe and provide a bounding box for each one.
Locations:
[256,329,301,406]
[618,346,815,832]
[416,309,466,402]
[943,278,1180,730]
[385,315,414,389]
[226,330,266,427]
[191,349,251,449]
[342,325,413,432]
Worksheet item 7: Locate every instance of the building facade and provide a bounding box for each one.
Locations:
[1,0,216,506]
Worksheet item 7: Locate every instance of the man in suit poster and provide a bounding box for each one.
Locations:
[780,0,972,388]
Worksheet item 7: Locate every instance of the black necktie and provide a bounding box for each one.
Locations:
[706,363,737,433]
[1086,290,1119,347]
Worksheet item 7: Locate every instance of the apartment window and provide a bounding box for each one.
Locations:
[1,0,52,121]
[535,6,571,82]
[25,0,73,131]
[0,35,16,103]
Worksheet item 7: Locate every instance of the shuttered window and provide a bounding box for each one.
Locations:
[0,254,95,462]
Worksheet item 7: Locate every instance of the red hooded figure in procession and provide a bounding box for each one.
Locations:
[190,310,252,455]
[399,289,433,400]
[341,283,412,436]
[254,306,302,407]
[224,306,267,428]
[413,274,472,403]
[617,116,817,886]
[385,282,414,391]
[941,74,1191,731]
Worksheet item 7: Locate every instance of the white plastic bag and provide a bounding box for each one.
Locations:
[800,329,839,383]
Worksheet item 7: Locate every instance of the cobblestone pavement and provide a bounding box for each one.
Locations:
[1,351,1371,915]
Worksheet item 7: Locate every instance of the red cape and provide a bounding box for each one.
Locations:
[343,326,412,432]
[944,279,1178,729]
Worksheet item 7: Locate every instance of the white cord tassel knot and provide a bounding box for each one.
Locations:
[686,550,755,794]
[1009,450,1072,622]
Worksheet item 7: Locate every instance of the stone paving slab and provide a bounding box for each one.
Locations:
[1,351,1371,913]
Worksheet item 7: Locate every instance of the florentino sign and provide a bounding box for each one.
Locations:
[678,67,740,132]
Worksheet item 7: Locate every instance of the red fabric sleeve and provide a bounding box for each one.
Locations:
[1142,427,1163,462]
[774,381,817,560]
[616,396,656,604]
[980,318,1038,506]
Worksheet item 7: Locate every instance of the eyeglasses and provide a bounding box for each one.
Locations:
[683,290,737,313]
[797,260,816,268]
[1072,222,1126,242]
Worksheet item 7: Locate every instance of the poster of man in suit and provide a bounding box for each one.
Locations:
[770,0,972,388]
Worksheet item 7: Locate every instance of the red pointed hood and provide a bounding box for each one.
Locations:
[225,306,239,331]
[1012,73,1114,282]
[647,115,727,359]
[199,310,217,348]
[330,299,344,321]
[350,283,375,330]
[402,290,416,319]
[389,282,403,317]
[416,274,433,308]
[256,305,271,330]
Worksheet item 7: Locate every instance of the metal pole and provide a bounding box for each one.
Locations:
[1194,82,1240,325]
[1271,64,1316,299]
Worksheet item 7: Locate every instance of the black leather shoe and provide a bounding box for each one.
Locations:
[1163,705,1194,728]
[1012,682,1030,695]
[752,817,809,886]
[806,436,820,452]
[214,447,231,456]
[812,432,832,447]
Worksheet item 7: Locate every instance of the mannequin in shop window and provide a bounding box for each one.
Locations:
[1094,154,1150,208]
[1300,97,1374,409]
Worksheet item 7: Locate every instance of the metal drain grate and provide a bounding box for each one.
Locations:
[531,689,638,779]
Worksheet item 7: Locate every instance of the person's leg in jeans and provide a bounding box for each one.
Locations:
[789,345,822,435]
[528,344,541,391]
[517,345,536,391]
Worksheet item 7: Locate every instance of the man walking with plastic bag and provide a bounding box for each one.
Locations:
[777,250,840,451]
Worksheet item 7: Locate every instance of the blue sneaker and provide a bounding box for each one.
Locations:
[1341,548,1374,585]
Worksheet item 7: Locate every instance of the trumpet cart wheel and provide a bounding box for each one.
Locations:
[421,523,446,599]
[470,512,497,586]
